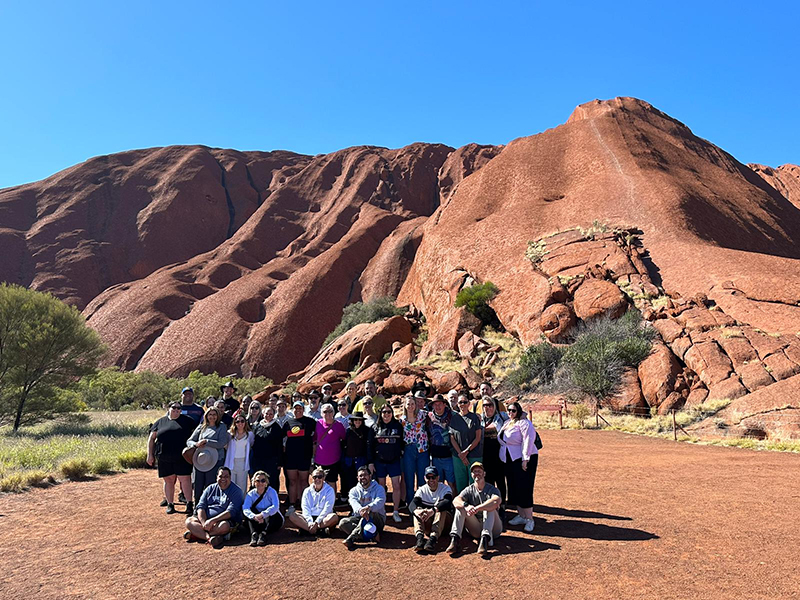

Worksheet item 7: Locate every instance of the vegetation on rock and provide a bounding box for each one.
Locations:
[454,281,499,326]
[323,296,404,347]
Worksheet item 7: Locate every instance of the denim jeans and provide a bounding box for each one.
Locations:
[431,456,456,488]
[402,443,430,500]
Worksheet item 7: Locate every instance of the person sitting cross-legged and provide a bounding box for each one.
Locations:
[287,466,340,536]
[184,467,244,549]
[339,465,386,550]
[410,466,453,554]
[243,470,283,547]
[447,461,502,556]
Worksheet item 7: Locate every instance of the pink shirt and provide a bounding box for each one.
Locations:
[498,418,537,462]
[314,419,346,466]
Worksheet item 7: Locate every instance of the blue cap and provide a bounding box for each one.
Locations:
[181,387,193,394]
[424,466,439,477]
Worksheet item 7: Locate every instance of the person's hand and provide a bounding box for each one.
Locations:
[423,509,433,522]
[146,455,154,466]
[255,514,265,524]
[466,506,477,517]
[461,456,469,466]
[359,506,370,519]
[369,464,376,475]
[309,522,318,534]
[459,449,468,458]
[522,460,528,471]
[203,519,215,532]
[197,439,208,447]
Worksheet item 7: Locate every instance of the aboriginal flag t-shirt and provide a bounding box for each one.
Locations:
[285,416,316,462]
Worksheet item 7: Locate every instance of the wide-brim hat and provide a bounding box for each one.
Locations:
[220,381,237,393]
[349,411,366,420]
[193,447,219,472]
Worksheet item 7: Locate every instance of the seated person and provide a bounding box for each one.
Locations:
[287,467,339,535]
[339,465,386,549]
[243,470,283,547]
[410,466,454,554]
[184,467,244,548]
[447,462,502,556]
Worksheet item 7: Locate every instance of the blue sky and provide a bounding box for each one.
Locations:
[0,1,797,189]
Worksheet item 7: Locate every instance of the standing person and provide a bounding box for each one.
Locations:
[285,401,316,511]
[373,405,405,523]
[362,398,378,428]
[480,396,508,510]
[342,381,359,412]
[342,411,376,498]
[146,402,195,514]
[186,408,230,506]
[250,406,286,495]
[214,399,233,428]
[447,389,459,412]
[447,462,502,556]
[321,383,335,408]
[313,404,346,492]
[178,387,204,425]
[410,466,453,554]
[287,466,339,536]
[239,395,253,417]
[498,400,538,533]
[335,398,351,429]
[414,390,427,412]
[220,381,240,413]
[184,467,244,548]
[203,396,216,412]
[339,466,386,549]
[426,395,457,492]
[275,397,291,427]
[224,415,254,492]
[246,401,263,426]
[473,381,506,414]
[450,391,483,494]
[306,390,323,420]
[243,470,283,546]
[401,394,429,505]
[353,379,386,413]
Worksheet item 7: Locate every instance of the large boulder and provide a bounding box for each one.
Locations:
[606,368,649,414]
[638,341,681,409]
[540,303,576,342]
[573,279,627,321]
[419,307,482,361]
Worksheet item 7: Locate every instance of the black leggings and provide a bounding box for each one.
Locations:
[505,454,538,509]
[483,439,507,503]
[247,513,283,535]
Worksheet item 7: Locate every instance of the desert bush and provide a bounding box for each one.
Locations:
[509,342,564,387]
[60,459,91,480]
[90,457,116,474]
[117,450,148,469]
[323,296,404,347]
[455,282,499,325]
[570,403,592,428]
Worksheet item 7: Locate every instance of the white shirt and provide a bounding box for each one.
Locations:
[232,434,249,459]
[301,482,336,525]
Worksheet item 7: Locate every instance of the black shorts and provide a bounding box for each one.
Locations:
[316,462,339,483]
[157,455,192,478]
[285,454,312,472]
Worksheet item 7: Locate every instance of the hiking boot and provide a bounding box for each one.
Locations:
[160,498,168,507]
[209,535,224,549]
[477,534,490,555]
[250,533,259,547]
[424,535,438,553]
[185,502,194,515]
[446,535,461,556]
[166,503,176,514]
[178,491,187,503]
[257,532,268,546]
[414,534,426,554]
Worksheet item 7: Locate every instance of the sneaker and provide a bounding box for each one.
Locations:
[250,533,259,547]
[185,502,194,515]
[209,535,224,549]
[508,514,526,526]
[286,506,296,517]
[343,536,356,550]
[257,532,268,547]
[446,535,461,556]
[166,503,177,514]
[414,534,426,554]
[183,530,200,543]
[477,534,490,555]
[178,491,187,503]
[159,499,168,507]
[424,535,438,553]
[393,512,402,523]
[524,518,535,533]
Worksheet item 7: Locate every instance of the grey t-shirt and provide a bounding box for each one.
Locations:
[459,481,501,508]
[450,412,483,460]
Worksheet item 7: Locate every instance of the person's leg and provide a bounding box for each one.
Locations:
[412,509,427,537]
[192,469,207,505]
[320,513,339,529]
[162,475,176,504]
[296,470,309,506]
[372,512,386,534]
[288,511,312,531]
[431,510,452,539]
[177,475,193,505]
[415,451,429,497]
[265,513,283,534]
[287,469,298,504]
[185,516,208,540]
[453,457,469,494]
[390,475,402,518]
[339,515,358,536]
[463,513,483,540]
[518,454,538,520]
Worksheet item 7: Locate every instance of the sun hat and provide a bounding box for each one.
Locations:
[349,411,365,420]
[220,381,237,393]
[193,447,219,472]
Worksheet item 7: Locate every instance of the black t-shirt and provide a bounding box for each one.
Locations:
[285,416,316,462]
[151,415,195,456]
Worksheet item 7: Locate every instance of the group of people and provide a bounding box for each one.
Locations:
[146,379,540,553]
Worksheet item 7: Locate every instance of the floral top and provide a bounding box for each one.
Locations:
[401,409,429,452]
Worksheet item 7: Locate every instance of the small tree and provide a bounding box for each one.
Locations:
[455,281,499,326]
[323,296,404,347]
[0,284,105,430]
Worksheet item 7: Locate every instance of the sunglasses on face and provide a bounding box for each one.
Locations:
[338,403,347,407]
[254,479,267,483]
[425,475,437,480]
[508,409,518,413]
[169,406,181,410]
[458,400,470,405]
[250,406,259,410]
[312,475,324,480]
[323,410,333,414]
[235,419,246,423]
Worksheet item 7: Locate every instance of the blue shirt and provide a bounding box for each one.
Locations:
[180,403,205,424]
[197,482,245,522]
[243,487,281,521]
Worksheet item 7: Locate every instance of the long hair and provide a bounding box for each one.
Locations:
[201,407,221,432]
[229,413,252,436]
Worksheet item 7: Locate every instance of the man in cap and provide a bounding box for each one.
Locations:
[220,381,240,413]
[184,466,245,548]
[305,389,322,420]
[339,465,386,549]
[179,387,204,424]
[447,462,502,556]
[410,466,454,554]
[321,383,335,407]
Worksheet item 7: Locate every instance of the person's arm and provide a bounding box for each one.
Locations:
[473,493,501,513]
[317,486,335,524]
[435,492,454,514]
[348,486,362,514]
[301,488,315,525]
[146,430,157,466]
[196,486,211,515]
[520,419,534,464]
[467,427,483,455]
[369,483,386,511]
[367,428,376,470]
[242,491,256,520]
[248,431,255,448]
[186,424,202,447]
[450,428,468,465]
[452,492,466,509]
[205,427,229,449]
[262,488,280,518]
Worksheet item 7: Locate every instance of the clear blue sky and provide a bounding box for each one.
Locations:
[1,1,797,189]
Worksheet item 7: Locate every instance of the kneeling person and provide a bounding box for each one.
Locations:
[243,470,283,547]
[184,467,244,548]
[288,466,339,535]
[447,462,502,556]
[411,466,453,554]
[339,466,386,549]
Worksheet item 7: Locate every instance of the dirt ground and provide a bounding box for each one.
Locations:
[2,430,799,600]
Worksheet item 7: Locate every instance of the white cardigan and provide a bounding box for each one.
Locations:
[224,430,254,473]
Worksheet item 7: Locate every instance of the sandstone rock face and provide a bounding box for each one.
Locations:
[573,280,627,321]
[540,303,576,342]
[418,307,482,361]
[638,341,681,409]
[607,368,648,414]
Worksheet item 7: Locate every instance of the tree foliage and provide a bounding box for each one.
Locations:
[455,281,499,325]
[0,284,105,430]
[323,296,404,347]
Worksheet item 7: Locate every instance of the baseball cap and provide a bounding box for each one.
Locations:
[181,387,193,394]
[424,466,439,477]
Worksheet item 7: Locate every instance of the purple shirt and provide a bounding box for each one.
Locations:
[314,419,346,466]
[498,418,537,462]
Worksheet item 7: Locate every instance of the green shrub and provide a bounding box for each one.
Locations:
[60,459,91,480]
[90,458,116,475]
[455,282,499,325]
[117,450,148,469]
[509,342,564,387]
[323,296,404,347]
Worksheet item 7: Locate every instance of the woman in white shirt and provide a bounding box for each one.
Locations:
[286,466,340,535]
[497,400,538,533]
[243,470,283,546]
[224,415,254,492]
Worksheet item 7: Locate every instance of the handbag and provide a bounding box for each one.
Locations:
[181,446,196,464]
[534,430,543,450]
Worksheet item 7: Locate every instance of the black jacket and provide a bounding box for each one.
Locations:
[373,417,405,464]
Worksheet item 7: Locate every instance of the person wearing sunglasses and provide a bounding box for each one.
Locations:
[361,398,378,428]
[275,397,291,427]
[480,395,509,515]
[410,466,453,554]
[313,404,346,494]
[342,411,376,497]
[287,466,339,536]
[243,470,283,546]
[401,394,429,508]
[224,414,254,492]
[147,402,195,514]
[373,405,405,523]
[497,400,538,533]
[306,390,323,420]
[335,399,351,429]
[246,400,262,426]
[352,379,386,414]
[250,405,286,496]
[449,390,483,494]
[186,407,230,506]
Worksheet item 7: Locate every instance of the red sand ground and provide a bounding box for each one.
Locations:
[2,430,799,599]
